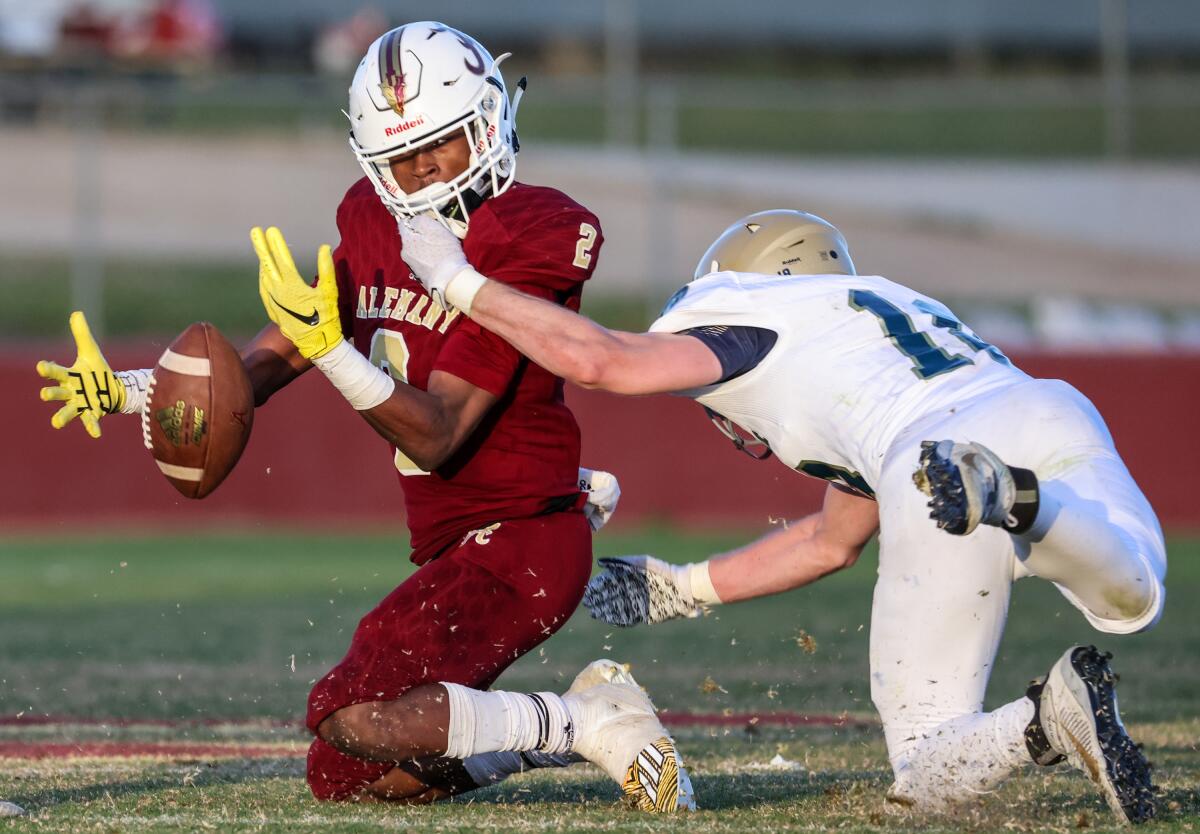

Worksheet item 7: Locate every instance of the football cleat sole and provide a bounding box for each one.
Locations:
[915,439,1020,535]
[915,440,975,534]
[1042,646,1156,825]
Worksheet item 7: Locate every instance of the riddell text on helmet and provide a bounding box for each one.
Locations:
[384,117,427,137]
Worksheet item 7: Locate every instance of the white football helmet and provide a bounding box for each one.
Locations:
[346,22,523,228]
[694,209,856,279]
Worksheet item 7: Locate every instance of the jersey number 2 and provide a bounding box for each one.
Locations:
[849,290,1008,380]
[573,223,598,269]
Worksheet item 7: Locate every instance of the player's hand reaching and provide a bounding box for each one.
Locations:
[252,226,343,360]
[36,311,127,439]
[396,214,474,310]
[582,555,707,627]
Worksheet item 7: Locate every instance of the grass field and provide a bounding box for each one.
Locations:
[1,528,1197,832]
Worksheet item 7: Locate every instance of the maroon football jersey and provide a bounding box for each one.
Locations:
[331,179,603,564]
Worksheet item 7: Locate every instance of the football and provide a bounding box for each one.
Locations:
[141,322,254,499]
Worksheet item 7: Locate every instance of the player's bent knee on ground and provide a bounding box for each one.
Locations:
[361,760,477,804]
[366,785,449,805]
[307,732,478,804]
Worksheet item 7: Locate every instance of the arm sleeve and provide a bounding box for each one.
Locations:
[679,325,778,383]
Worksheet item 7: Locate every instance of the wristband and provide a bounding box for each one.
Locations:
[687,561,722,605]
[444,267,489,315]
[311,340,396,411]
[117,369,152,415]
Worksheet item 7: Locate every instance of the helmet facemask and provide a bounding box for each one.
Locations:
[704,407,773,460]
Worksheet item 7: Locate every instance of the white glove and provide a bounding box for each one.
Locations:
[397,214,485,312]
[582,555,717,627]
[579,467,620,532]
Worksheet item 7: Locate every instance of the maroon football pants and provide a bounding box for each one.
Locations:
[306,510,592,800]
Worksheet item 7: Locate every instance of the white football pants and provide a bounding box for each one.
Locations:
[870,378,1166,808]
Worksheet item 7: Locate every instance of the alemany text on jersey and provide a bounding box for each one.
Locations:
[355,284,461,333]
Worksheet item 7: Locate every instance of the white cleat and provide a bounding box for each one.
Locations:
[1037,646,1156,824]
[564,659,696,813]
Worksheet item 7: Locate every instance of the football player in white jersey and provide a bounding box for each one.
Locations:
[397,209,1164,824]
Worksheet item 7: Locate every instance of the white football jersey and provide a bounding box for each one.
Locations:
[649,272,1028,495]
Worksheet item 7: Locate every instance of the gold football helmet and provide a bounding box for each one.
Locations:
[694,209,855,279]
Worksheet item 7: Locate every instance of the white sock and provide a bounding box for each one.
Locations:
[442,683,575,760]
[888,697,1034,809]
[461,750,582,787]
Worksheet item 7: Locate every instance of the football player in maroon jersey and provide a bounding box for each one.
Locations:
[36,22,694,812]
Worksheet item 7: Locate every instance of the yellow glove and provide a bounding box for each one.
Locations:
[252,225,343,360]
[36,311,125,439]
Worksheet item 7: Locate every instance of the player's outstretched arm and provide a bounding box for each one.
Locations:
[707,485,878,603]
[35,311,151,438]
[583,485,878,627]
[399,214,722,395]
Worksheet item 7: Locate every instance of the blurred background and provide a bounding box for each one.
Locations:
[3,0,1199,530]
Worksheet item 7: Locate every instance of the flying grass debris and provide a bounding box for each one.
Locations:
[793,629,818,654]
